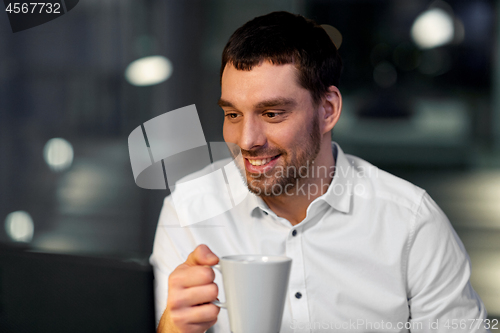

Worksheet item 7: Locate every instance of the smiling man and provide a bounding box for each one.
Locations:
[151,11,489,333]
[219,60,339,225]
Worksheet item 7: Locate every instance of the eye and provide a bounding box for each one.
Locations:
[225,113,239,119]
[264,111,286,119]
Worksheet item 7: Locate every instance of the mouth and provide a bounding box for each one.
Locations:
[247,155,279,166]
[244,154,281,173]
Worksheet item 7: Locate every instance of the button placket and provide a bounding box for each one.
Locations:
[285,227,310,332]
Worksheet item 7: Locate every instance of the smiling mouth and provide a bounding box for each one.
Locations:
[246,154,280,166]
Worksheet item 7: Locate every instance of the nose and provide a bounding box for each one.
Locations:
[238,116,266,151]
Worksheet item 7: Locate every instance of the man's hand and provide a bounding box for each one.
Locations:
[157,244,220,333]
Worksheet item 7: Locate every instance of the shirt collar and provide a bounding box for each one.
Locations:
[321,142,352,214]
[246,191,272,217]
[244,141,353,216]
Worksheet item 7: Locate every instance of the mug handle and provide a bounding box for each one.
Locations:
[211,264,227,309]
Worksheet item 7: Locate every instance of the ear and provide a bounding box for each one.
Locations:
[319,86,342,134]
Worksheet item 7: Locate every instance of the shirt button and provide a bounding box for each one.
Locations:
[295,292,302,299]
[292,230,297,237]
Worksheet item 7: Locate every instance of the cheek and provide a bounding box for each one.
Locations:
[269,123,305,146]
[222,122,233,142]
[223,122,246,147]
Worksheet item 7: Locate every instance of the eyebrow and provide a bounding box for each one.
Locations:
[218,97,297,109]
[218,99,234,108]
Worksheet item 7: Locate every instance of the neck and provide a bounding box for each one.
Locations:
[261,138,334,226]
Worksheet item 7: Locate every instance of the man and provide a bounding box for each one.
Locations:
[150,11,489,333]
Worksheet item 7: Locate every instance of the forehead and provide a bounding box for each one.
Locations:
[220,62,308,105]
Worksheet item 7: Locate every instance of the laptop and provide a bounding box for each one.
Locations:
[0,245,155,333]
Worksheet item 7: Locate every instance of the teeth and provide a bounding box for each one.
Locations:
[248,157,274,166]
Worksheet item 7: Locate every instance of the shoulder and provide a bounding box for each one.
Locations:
[345,154,426,215]
[344,154,456,240]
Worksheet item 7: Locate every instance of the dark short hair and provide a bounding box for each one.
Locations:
[220,11,342,104]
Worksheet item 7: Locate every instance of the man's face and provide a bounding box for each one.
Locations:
[220,62,322,197]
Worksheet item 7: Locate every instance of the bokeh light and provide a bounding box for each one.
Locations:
[411,8,454,49]
[321,24,343,49]
[5,211,34,242]
[43,138,74,172]
[125,55,173,86]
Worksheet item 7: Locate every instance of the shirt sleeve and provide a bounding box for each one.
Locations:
[406,192,490,333]
[149,196,190,327]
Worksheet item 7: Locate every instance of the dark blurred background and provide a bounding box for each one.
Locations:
[0,0,499,332]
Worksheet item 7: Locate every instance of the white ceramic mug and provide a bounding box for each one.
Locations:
[212,255,292,333]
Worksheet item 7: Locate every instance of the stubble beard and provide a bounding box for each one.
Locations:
[245,111,322,197]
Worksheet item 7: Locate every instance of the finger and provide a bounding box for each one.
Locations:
[168,304,219,333]
[169,265,216,289]
[182,303,221,325]
[182,320,218,333]
[170,283,219,308]
[185,244,219,267]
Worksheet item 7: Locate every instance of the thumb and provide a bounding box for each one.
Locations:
[185,244,219,266]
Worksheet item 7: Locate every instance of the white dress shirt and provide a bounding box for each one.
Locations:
[150,142,489,332]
